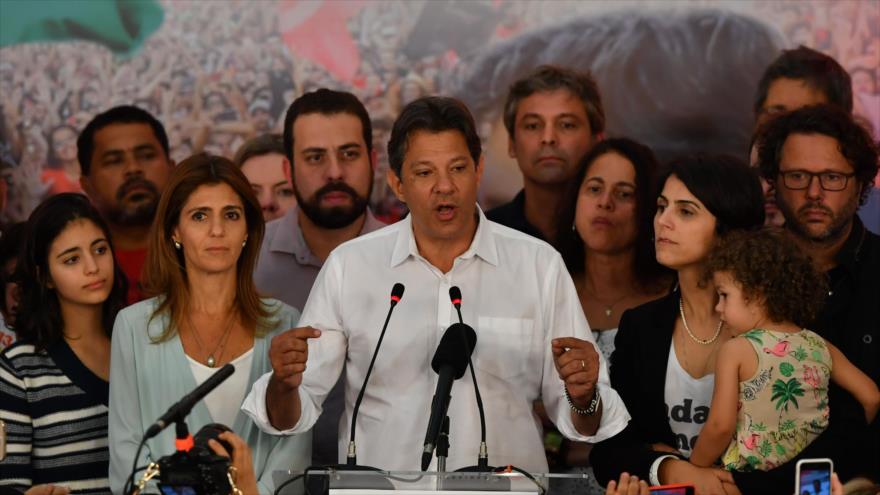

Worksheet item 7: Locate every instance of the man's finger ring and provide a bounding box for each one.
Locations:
[580,360,585,369]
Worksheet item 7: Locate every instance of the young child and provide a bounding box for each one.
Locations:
[690,228,880,471]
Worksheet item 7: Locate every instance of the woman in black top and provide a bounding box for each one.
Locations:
[0,194,126,494]
[590,155,768,494]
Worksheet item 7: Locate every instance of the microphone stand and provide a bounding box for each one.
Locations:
[450,290,491,471]
[347,286,402,467]
[286,284,404,495]
[436,416,450,473]
[436,416,450,491]
[174,421,192,452]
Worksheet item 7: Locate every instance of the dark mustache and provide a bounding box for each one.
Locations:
[116,177,159,201]
[313,181,361,202]
[797,202,833,216]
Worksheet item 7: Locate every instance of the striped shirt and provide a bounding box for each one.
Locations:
[0,340,110,494]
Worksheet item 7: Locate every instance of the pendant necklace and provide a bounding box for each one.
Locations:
[188,311,236,367]
[584,282,631,318]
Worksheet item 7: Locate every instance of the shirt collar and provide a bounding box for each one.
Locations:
[271,206,383,266]
[390,205,499,268]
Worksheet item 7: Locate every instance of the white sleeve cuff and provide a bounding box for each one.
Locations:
[555,383,631,444]
[241,371,314,435]
[649,455,679,485]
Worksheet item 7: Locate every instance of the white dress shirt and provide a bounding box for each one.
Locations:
[242,207,630,472]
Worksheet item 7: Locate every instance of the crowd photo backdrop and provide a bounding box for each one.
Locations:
[1,0,878,224]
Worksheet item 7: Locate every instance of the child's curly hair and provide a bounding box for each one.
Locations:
[704,228,827,328]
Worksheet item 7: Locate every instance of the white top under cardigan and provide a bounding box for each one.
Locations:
[187,347,255,428]
[108,297,310,494]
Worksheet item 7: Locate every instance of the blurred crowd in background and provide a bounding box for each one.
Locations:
[1,0,877,225]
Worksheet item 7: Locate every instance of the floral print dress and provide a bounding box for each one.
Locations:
[721,328,831,471]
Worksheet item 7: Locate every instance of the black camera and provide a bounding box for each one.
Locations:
[157,423,234,495]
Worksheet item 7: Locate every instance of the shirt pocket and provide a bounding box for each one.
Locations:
[474,317,534,380]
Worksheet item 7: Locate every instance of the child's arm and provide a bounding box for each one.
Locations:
[690,338,746,467]
[826,341,880,423]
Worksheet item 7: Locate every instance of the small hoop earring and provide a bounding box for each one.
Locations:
[173,240,182,250]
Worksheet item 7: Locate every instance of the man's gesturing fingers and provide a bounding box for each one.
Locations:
[269,326,321,388]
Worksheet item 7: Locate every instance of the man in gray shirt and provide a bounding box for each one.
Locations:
[254,89,385,465]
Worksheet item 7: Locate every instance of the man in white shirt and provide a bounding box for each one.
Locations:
[242,96,630,471]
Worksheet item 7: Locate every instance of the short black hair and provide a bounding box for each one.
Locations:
[658,154,765,235]
[503,65,605,140]
[233,133,285,168]
[76,105,170,176]
[757,104,879,205]
[282,89,372,167]
[555,138,672,291]
[753,46,852,117]
[388,96,482,177]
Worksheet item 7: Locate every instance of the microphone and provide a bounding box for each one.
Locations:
[421,323,476,471]
[347,282,405,466]
[144,363,235,440]
[449,286,491,470]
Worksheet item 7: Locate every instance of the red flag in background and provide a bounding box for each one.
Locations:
[279,0,364,83]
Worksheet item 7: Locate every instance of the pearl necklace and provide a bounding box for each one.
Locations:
[679,297,722,345]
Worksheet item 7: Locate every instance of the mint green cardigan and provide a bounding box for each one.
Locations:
[108,297,310,494]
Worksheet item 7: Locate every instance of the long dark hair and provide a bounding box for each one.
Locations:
[555,138,671,292]
[14,193,128,350]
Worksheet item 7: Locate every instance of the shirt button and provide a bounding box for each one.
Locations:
[864,335,873,344]
[827,291,833,296]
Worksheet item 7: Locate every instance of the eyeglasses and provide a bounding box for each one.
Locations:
[778,170,856,191]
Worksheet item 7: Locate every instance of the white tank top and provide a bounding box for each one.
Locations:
[187,347,254,428]
[664,340,714,458]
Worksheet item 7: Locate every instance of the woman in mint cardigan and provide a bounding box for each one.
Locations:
[108,154,310,494]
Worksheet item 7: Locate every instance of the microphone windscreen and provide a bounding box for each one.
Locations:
[391,283,405,301]
[431,323,476,378]
[449,286,462,303]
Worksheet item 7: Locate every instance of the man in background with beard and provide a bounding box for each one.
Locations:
[254,88,385,466]
[757,104,879,481]
[77,105,174,304]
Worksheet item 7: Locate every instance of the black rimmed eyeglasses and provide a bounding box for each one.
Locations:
[778,170,856,191]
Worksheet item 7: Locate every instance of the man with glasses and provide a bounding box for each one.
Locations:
[757,103,880,481]
[750,46,880,233]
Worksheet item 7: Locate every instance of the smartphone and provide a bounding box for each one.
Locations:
[796,458,833,495]
[650,484,695,495]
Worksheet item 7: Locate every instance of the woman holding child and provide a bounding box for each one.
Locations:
[590,154,763,493]
[591,153,875,495]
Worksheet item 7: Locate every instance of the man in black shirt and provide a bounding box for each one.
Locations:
[486,65,605,241]
[757,104,880,480]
